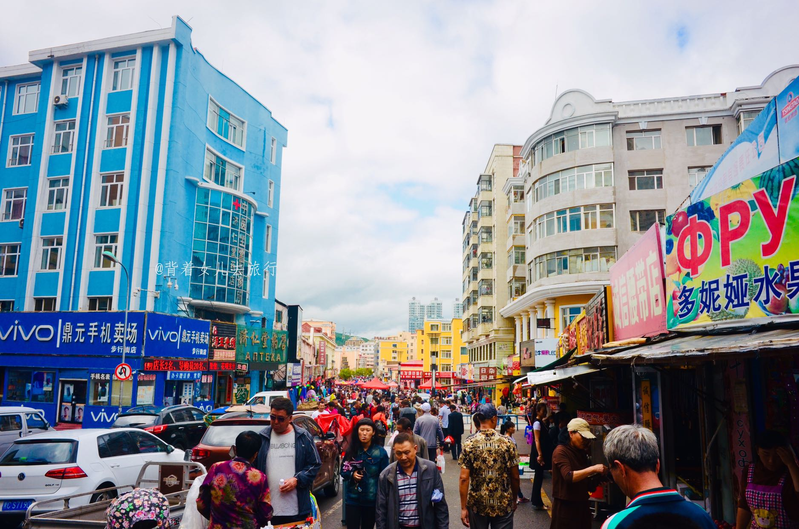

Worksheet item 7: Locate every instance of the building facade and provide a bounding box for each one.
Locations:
[501,66,799,366]
[425,297,442,320]
[453,298,463,318]
[461,145,521,382]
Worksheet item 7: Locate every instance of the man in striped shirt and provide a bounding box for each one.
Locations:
[376,433,449,529]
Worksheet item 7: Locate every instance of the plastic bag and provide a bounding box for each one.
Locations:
[436,453,446,474]
[179,475,209,529]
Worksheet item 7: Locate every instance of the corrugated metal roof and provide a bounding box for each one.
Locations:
[588,328,799,365]
[519,365,601,388]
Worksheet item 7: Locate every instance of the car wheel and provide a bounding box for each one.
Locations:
[324,458,341,497]
[90,484,117,504]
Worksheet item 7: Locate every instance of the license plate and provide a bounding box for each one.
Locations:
[1,500,33,511]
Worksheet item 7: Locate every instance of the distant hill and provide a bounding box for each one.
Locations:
[336,333,369,346]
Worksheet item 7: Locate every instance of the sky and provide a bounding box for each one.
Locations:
[1,1,798,337]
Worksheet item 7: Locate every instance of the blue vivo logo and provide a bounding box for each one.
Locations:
[0,321,55,342]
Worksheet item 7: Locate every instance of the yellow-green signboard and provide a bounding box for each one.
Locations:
[235,326,287,368]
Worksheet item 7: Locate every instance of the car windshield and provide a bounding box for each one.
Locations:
[0,440,77,465]
[113,414,158,427]
[202,424,264,447]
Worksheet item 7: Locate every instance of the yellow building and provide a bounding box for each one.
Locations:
[416,318,465,385]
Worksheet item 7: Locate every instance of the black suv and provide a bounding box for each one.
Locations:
[112,405,207,450]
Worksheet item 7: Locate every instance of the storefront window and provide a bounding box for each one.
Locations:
[7,370,54,403]
[136,374,156,406]
[199,375,213,401]
[89,373,111,405]
[111,379,133,407]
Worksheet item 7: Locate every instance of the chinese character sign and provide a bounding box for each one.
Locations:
[235,325,287,365]
[585,287,612,351]
[665,157,799,329]
[210,322,237,361]
[143,313,210,359]
[610,224,668,340]
[534,338,559,368]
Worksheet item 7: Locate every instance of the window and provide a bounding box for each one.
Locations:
[263,273,269,299]
[688,167,710,188]
[208,98,245,147]
[479,227,492,243]
[60,66,82,98]
[268,180,274,208]
[510,186,524,203]
[533,163,614,202]
[0,244,20,276]
[270,137,277,164]
[47,177,70,211]
[7,134,34,167]
[0,414,22,432]
[52,120,76,154]
[508,246,525,265]
[41,237,63,270]
[533,123,611,164]
[34,297,57,311]
[6,370,54,402]
[479,201,492,218]
[509,279,526,299]
[14,83,39,115]
[112,58,135,91]
[479,253,493,270]
[531,246,617,282]
[204,149,242,191]
[626,130,662,150]
[560,306,583,332]
[94,234,119,268]
[88,374,111,406]
[0,300,14,312]
[99,173,124,207]
[479,176,492,192]
[105,114,130,148]
[511,216,525,235]
[686,125,722,146]
[534,204,614,239]
[630,210,666,232]
[2,188,27,221]
[738,110,760,134]
[88,296,112,311]
[628,169,663,190]
[136,374,156,406]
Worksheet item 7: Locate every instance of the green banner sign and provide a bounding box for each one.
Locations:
[235,326,287,367]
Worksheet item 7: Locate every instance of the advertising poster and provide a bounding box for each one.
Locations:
[534,338,559,368]
[665,156,799,329]
[777,76,799,163]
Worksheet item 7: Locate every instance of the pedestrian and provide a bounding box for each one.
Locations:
[389,417,428,463]
[372,405,389,446]
[342,418,389,529]
[448,404,465,461]
[439,399,451,451]
[312,400,329,420]
[531,402,554,511]
[197,431,273,528]
[413,402,444,461]
[459,403,520,529]
[550,418,607,529]
[255,397,322,526]
[735,430,799,529]
[600,424,715,528]
[501,420,530,504]
[376,432,449,529]
[400,399,417,428]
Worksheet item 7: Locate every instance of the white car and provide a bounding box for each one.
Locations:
[245,390,288,407]
[0,428,185,519]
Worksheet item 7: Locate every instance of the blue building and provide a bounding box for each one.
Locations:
[0,17,287,426]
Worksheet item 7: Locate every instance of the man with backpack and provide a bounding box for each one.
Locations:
[399,399,417,428]
[372,405,389,446]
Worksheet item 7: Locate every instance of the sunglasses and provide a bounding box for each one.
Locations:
[270,414,289,423]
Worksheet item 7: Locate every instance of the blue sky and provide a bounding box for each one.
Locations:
[1,1,798,336]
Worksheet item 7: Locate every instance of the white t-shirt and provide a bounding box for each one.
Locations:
[311,409,329,420]
[267,428,298,516]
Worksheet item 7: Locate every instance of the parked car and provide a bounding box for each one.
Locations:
[245,390,289,407]
[111,405,207,450]
[190,412,341,497]
[0,428,185,525]
[0,406,52,455]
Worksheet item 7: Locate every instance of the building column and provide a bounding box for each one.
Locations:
[520,313,528,343]
[545,299,556,338]
[535,304,545,338]
[514,316,522,355]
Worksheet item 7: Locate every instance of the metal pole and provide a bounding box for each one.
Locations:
[117,261,130,415]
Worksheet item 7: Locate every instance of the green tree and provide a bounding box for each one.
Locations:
[339,368,353,380]
[354,368,373,377]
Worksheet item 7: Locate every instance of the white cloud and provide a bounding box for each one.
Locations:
[2,0,797,336]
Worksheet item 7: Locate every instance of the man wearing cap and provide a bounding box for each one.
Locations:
[550,418,608,528]
[459,403,520,529]
[413,402,445,461]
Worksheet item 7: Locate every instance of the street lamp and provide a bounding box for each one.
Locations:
[103,251,130,414]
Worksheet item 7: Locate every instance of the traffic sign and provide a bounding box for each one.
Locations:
[114,363,132,381]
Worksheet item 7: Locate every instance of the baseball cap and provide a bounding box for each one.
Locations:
[567,418,596,439]
[476,403,498,420]
[421,403,431,412]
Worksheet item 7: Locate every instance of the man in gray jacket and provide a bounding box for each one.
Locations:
[376,432,448,529]
[413,402,444,461]
[388,418,427,463]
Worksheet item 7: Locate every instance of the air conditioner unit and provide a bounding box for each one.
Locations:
[53,94,68,107]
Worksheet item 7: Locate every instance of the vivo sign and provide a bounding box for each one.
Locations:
[143,313,210,359]
[0,312,145,356]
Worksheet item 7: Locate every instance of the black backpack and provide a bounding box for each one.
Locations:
[374,418,387,437]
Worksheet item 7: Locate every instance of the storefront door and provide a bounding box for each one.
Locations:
[58,380,87,424]
[215,375,231,406]
[180,382,194,404]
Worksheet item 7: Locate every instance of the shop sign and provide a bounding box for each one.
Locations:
[400,370,424,380]
[534,338,559,368]
[166,371,202,381]
[208,361,241,372]
[144,359,206,372]
[477,367,497,381]
[610,224,668,340]
[138,373,157,382]
[0,311,145,356]
[777,77,799,163]
[520,340,535,367]
[235,326,288,366]
[90,373,111,381]
[317,340,327,366]
[144,313,210,359]
[287,363,303,386]
[210,322,237,361]
[665,158,799,329]
[577,317,588,355]
[640,380,653,431]
[585,287,613,351]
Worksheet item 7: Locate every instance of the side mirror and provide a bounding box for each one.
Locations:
[166,445,175,454]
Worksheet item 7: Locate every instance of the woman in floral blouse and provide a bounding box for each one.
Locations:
[342,418,389,529]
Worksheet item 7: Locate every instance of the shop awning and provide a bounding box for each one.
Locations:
[588,328,799,365]
[521,365,601,388]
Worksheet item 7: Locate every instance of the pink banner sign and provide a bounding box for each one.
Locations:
[609,224,668,341]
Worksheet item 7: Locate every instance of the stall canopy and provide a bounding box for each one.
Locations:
[520,365,601,388]
[360,378,390,390]
[588,328,799,365]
